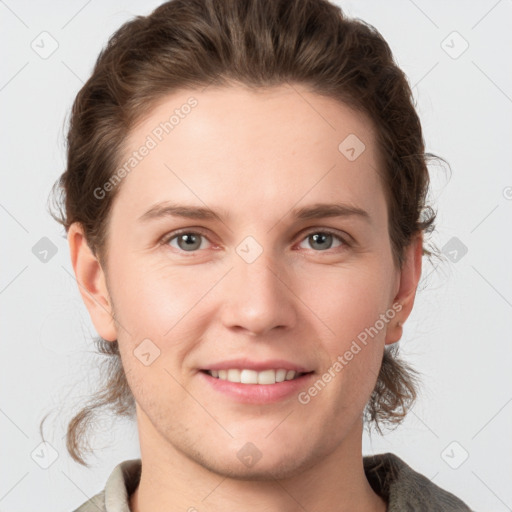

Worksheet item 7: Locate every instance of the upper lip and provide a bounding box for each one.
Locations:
[201,358,313,373]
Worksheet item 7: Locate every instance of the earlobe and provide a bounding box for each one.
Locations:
[67,222,117,342]
[385,233,423,345]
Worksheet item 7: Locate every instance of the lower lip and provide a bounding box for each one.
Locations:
[198,370,315,404]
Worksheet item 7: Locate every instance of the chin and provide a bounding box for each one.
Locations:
[185,439,321,482]
[202,456,311,482]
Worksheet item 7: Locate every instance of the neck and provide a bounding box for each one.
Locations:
[129,411,386,512]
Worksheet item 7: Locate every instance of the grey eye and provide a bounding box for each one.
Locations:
[172,233,204,251]
[308,233,334,251]
[297,231,344,252]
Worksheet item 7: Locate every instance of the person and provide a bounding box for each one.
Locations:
[46,0,473,510]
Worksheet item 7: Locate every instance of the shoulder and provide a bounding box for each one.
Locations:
[72,490,105,512]
[71,459,142,512]
[363,452,474,511]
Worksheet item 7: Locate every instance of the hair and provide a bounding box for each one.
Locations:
[43,0,445,466]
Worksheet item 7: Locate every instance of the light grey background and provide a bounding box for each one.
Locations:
[1,1,511,510]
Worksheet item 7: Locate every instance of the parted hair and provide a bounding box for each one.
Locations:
[45,0,441,466]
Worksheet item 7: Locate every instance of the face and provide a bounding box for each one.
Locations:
[74,83,417,479]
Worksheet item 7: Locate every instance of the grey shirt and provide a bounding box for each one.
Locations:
[73,452,473,511]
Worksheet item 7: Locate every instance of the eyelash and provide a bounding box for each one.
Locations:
[160,228,350,255]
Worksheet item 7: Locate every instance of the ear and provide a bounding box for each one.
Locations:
[67,222,117,342]
[385,233,423,345]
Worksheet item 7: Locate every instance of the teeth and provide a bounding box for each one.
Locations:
[228,369,241,382]
[241,369,258,384]
[275,369,287,382]
[207,368,304,384]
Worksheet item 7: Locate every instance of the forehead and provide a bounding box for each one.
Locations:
[112,83,384,223]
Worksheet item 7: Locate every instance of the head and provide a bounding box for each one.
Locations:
[47,0,440,469]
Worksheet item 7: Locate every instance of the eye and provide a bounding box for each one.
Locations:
[163,231,211,252]
[161,228,349,255]
[297,230,347,251]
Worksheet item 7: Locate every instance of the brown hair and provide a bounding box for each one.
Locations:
[44,0,443,466]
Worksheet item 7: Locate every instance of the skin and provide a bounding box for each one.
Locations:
[68,83,422,512]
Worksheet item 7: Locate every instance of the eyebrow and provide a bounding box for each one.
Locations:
[138,201,371,223]
[292,203,370,222]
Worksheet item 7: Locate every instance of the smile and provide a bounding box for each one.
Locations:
[204,368,309,384]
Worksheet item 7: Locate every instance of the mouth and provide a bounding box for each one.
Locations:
[200,368,313,385]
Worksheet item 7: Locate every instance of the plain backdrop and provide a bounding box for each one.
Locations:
[1,1,511,510]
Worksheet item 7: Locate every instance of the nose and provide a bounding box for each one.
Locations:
[219,247,297,337]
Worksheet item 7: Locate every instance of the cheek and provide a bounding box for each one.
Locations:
[296,262,392,398]
[109,257,224,334]
[298,260,394,341]
[107,259,229,393]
